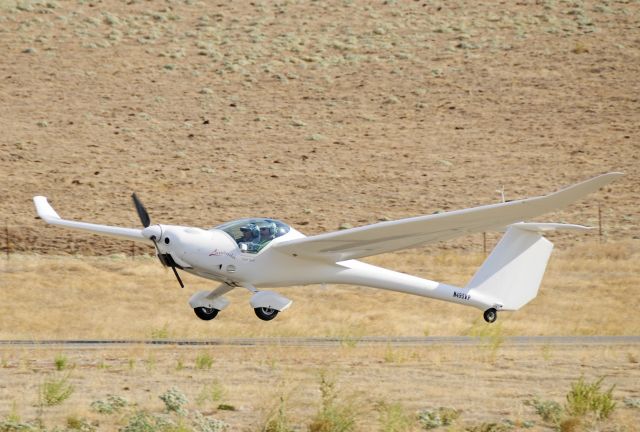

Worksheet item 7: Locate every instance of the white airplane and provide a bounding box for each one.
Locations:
[33,172,621,324]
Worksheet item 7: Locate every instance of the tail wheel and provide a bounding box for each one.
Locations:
[194,307,219,321]
[483,308,498,323]
[254,307,278,321]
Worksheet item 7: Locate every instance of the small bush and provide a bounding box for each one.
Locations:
[195,353,213,370]
[262,396,293,432]
[565,376,615,419]
[159,388,189,416]
[624,397,640,408]
[465,422,511,432]
[558,417,582,432]
[66,415,96,431]
[120,411,173,432]
[417,407,460,429]
[376,402,412,432]
[308,373,356,432]
[196,381,226,407]
[40,374,74,407]
[0,420,40,431]
[192,411,228,432]
[90,394,128,414]
[54,354,68,371]
[525,398,562,424]
[150,323,170,339]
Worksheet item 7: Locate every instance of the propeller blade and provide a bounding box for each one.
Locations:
[131,193,151,228]
[152,243,167,268]
[171,265,184,288]
[131,194,183,289]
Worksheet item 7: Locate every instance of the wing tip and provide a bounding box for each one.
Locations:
[33,195,61,221]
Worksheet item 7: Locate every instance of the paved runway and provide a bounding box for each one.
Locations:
[0,336,638,348]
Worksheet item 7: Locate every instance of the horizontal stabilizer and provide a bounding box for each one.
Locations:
[509,222,591,232]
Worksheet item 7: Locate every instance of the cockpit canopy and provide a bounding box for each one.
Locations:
[215,218,290,253]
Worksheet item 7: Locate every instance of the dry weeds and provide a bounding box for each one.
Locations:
[0,344,638,431]
[0,240,638,339]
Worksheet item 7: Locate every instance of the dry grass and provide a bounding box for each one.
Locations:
[0,344,638,431]
[0,240,638,340]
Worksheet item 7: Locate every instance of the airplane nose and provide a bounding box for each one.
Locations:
[141,225,162,241]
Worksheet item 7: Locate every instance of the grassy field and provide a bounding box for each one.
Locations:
[1,240,638,340]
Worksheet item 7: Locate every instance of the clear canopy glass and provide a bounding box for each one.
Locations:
[215,218,290,253]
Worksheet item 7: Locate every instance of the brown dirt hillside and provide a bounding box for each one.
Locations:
[0,0,638,255]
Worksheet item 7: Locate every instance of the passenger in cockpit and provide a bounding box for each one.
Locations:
[259,223,276,244]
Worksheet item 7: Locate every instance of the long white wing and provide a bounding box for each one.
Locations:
[272,172,622,262]
[33,196,149,243]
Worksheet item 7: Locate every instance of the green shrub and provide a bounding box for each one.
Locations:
[376,402,412,432]
[525,398,562,424]
[191,411,228,432]
[159,388,189,416]
[0,420,40,431]
[308,374,356,432]
[120,411,173,432]
[195,353,213,370]
[417,407,460,429]
[151,323,170,339]
[196,381,226,407]
[40,374,74,407]
[262,396,293,432]
[565,376,615,419]
[624,397,640,408]
[54,354,68,371]
[90,394,128,414]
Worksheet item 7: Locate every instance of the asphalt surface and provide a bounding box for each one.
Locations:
[0,336,638,348]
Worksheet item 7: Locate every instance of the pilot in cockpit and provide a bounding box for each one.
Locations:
[238,224,258,250]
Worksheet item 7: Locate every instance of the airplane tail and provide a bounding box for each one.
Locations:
[466,223,589,311]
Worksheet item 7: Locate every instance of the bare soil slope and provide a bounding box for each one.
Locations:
[0,0,638,255]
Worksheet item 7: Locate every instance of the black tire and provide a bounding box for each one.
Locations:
[483,308,497,323]
[254,307,279,321]
[194,307,219,321]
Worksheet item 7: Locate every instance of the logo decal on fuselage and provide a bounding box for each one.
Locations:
[209,249,238,260]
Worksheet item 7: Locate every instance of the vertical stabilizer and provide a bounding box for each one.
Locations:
[466,226,554,311]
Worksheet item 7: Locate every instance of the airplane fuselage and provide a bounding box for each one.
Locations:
[153,224,492,311]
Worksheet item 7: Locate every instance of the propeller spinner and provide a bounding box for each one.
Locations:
[131,193,184,288]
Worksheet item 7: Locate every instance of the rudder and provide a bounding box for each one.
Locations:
[466,226,554,311]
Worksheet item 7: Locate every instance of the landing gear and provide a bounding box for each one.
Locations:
[194,307,219,321]
[483,308,498,323]
[254,307,279,321]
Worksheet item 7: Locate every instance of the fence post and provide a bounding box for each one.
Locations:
[4,222,8,260]
[598,203,603,243]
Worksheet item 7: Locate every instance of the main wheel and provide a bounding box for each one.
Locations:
[194,306,219,321]
[483,308,497,323]
[254,307,279,321]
